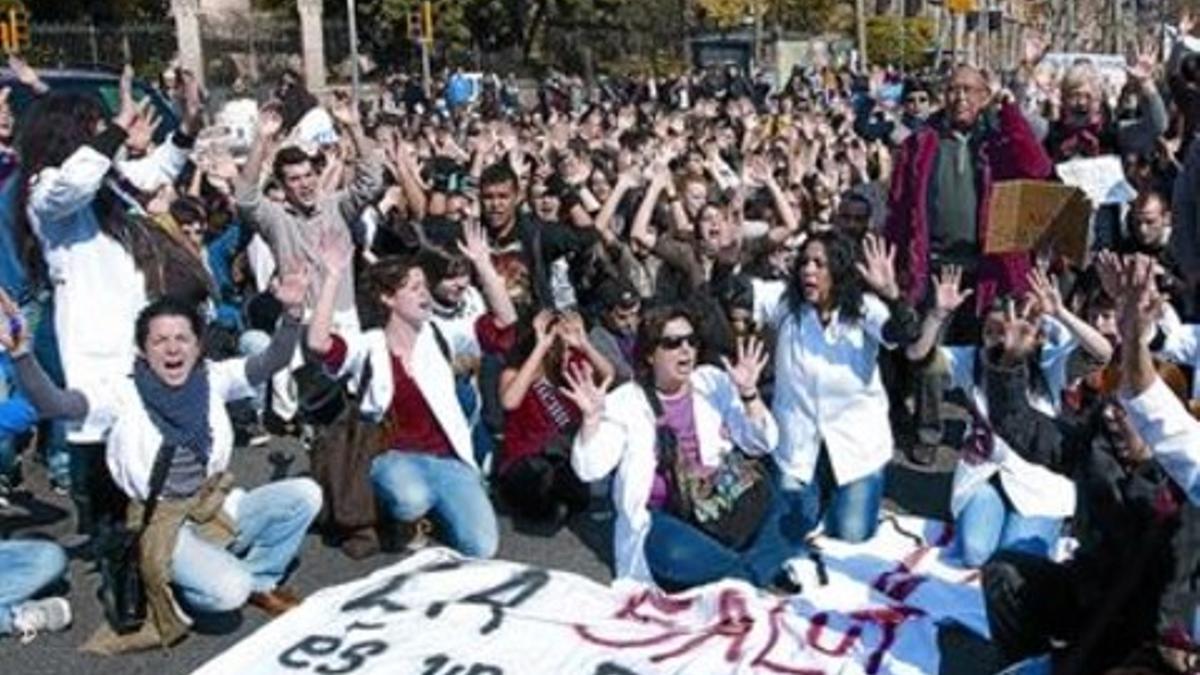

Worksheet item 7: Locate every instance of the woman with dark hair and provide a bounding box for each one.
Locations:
[20,71,205,535]
[306,220,517,558]
[0,268,318,649]
[496,309,613,522]
[906,266,1113,567]
[752,232,918,543]
[564,305,784,590]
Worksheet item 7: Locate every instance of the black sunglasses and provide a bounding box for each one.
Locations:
[657,333,698,351]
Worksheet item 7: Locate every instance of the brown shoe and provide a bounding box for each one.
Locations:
[247,587,302,617]
[342,528,381,560]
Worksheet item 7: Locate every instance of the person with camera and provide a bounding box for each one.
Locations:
[496,309,613,523]
[1,264,318,651]
[565,306,785,590]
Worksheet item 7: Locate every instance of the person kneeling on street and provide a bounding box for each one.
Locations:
[1,268,321,652]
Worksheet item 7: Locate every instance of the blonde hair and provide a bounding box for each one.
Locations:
[1060,61,1101,97]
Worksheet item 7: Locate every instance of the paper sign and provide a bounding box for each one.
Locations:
[985,180,1091,264]
[1040,53,1129,101]
[1055,155,1138,206]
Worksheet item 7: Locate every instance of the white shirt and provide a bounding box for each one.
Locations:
[28,138,189,442]
[1123,376,1200,505]
[942,317,1079,518]
[429,286,487,361]
[754,280,896,486]
[80,359,255,501]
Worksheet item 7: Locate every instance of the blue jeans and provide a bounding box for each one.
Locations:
[956,481,1061,568]
[370,451,498,558]
[782,449,885,543]
[644,480,807,591]
[170,478,322,613]
[0,539,68,635]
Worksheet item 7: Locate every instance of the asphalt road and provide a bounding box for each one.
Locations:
[0,426,1003,675]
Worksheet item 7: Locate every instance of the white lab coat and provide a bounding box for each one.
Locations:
[1123,376,1200,505]
[941,317,1079,519]
[332,326,477,471]
[26,136,190,443]
[81,359,255,501]
[571,366,778,583]
[753,280,897,486]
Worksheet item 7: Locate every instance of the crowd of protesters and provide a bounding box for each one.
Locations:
[0,10,1198,673]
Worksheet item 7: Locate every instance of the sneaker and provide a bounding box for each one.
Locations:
[11,597,72,643]
[244,422,271,448]
[405,518,434,553]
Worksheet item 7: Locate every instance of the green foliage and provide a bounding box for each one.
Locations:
[866,15,934,69]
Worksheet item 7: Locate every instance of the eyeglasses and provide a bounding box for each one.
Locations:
[657,333,698,351]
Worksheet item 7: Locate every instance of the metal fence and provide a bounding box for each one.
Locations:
[29,22,177,76]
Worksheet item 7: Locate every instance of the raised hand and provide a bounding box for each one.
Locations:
[1116,254,1164,346]
[1026,266,1064,317]
[329,91,358,129]
[174,69,205,136]
[114,64,138,132]
[1095,250,1125,303]
[855,233,900,301]
[1127,42,1160,84]
[560,360,610,422]
[8,54,46,93]
[932,266,973,316]
[721,337,768,398]
[456,219,492,267]
[533,310,557,348]
[125,100,161,155]
[1182,9,1196,37]
[991,297,1041,367]
[556,311,587,349]
[0,287,30,356]
[258,103,284,141]
[271,262,310,317]
[1022,33,1047,66]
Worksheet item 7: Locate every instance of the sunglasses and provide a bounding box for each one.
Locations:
[657,333,698,351]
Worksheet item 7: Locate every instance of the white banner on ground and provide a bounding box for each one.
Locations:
[194,516,986,675]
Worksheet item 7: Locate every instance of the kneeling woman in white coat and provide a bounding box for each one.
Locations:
[1,272,320,645]
[306,222,517,559]
[564,306,787,590]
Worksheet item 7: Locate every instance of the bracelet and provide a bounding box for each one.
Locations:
[739,390,759,403]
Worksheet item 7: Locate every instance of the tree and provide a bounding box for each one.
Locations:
[866,15,934,69]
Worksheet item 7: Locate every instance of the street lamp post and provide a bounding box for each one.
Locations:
[346,0,361,111]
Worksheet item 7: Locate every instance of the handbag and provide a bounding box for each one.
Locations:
[643,381,772,551]
[96,442,178,635]
[309,359,390,555]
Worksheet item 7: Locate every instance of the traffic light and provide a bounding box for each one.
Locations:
[0,5,28,53]
[408,8,423,40]
[407,2,433,42]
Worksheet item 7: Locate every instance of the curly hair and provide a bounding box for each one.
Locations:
[786,229,865,323]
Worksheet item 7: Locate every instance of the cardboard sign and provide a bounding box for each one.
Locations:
[985,180,1091,264]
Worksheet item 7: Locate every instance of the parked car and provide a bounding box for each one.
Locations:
[0,67,179,142]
